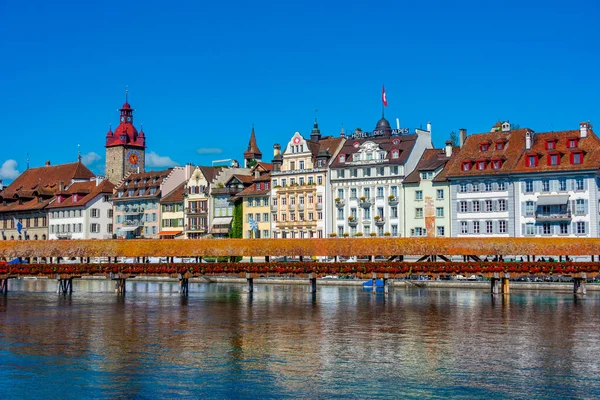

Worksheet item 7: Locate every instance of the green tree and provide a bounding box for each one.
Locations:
[449,130,459,146]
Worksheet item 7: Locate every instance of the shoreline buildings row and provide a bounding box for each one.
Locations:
[1,95,598,241]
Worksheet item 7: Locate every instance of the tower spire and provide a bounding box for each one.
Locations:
[77,144,81,162]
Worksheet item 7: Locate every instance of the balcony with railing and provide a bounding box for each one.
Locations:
[123,219,144,226]
[270,204,277,212]
[185,207,208,215]
[347,217,358,227]
[535,209,572,221]
[123,207,144,215]
[316,203,323,210]
[359,197,373,208]
[289,203,296,211]
[388,196,399,206]
[375,216,385,225]
[186,224,207,232]
[335,199,345,208]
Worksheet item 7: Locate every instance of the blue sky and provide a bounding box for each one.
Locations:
[0,0,598,181]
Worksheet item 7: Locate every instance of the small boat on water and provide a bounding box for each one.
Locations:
[362,279,385,292]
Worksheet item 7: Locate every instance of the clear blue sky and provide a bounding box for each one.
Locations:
[0,0,598,180]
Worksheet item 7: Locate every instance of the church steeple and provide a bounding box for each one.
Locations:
[243,124,262,167]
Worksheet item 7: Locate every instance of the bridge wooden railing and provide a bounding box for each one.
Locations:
[1,238,600,259]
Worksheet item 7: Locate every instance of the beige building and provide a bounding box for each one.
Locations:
[184,166,221,239]
[271,120,344,238]
[159,182,185,239]
[402,145,455,237]
[236,162,273,238]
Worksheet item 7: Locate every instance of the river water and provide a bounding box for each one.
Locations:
[1,279,599,399]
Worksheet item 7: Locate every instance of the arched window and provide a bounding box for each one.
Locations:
[34,234,38,240]
[392,150,399,159]
[42,234,47,240]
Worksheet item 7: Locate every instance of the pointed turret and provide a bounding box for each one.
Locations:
[243,124,262,167]
[310,118,321,142]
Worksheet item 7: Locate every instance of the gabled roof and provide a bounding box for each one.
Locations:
[236,172,272,197]
[47,180,114,209]
[111,169,172,200]
[403,148,455,184]
[160,182,186,204]
[329,134,418,168]
[198,166,223,184]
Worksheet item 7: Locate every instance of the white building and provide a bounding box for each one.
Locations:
[329,117,432,237]
[47,178,115,240]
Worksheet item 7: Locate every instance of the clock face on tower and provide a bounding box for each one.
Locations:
[127,150,140,166]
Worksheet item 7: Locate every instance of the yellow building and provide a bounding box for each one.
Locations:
[237,163,273,238]
[270,121,344,239]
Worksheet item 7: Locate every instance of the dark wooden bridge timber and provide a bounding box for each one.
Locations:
[1,261,598,296]
[1,238,600,296]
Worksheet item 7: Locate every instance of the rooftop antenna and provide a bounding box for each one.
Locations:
[77,144,81,162]
[26,153,30,170]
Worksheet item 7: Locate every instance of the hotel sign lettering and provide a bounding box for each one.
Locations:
[350,128,410,139]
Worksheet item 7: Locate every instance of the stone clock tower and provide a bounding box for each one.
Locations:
[105,91,146,184]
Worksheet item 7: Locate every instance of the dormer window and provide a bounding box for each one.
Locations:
[339,154,345,163]
[526,154,538,167]
[491,159,502,169]
[547,153,560,166]
[392,139,400,145]
[480,143,489,151]
[571,151,583,165]
[391,150,399,159]
[568,139,579,148]
[545,140,557,150]
[477,161,486,170]
[496,141,505,150]
[462,161,472,171]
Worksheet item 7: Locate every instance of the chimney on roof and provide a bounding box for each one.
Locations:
[525,130,533,150]
[427,121,432,134]
[502,121,511,132]
[580,122,589,138]
[45,160,51,166]
[95,176,101,187]
[255,169,260,179]
[445,140,453,157]
[59,181,64,192]
[459,128,467,148]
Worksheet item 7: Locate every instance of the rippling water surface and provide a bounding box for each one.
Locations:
[1,279,600,399]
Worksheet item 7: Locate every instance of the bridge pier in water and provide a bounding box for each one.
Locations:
[246,273,254,293]
[309,273,317,293]
[490,273,510,295]
[0,278,8,294]
[574,274,587,295]
[56,277,73,295]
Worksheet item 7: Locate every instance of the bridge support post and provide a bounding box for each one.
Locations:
[383,273,389,294]
[372,273,377,293]
[57,277,73,295]
[246,273,254,293]
[502,276,510,294]
[179,277,189,296]
[491,274,502,295]
[115,279,126,295]
[0,278,8,294]
[309,273,317,293]
[574,275,587,295]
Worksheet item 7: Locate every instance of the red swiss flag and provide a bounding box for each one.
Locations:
[382,85,388,106]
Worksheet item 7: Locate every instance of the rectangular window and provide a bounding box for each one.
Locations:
[526,223,535,236]
[459,183,467,193]
[437,226,445,236]
[542,180,550,192]
[460,201,468,213]
[484,182,492,192]
[542,223,551,235]
[525,201,535,216]
[391,206,398,218]
[486,221,493,234]
[391,186,398,197]
[498,199,506,212]
[337,208,344,220]
[299,161,305,169]
[377,187,384,198]
[485,200,493,212]
[338,170,345,178]
[576,221,586,234]
[559,179,567,191]
[575,199,585,215]
[350,188,357,199]
[352,169,358,178]
[525,181,533,193]
[391,224,398,236]
[472,201,480,212]
[436,207,444,217]
[415,208,423,218]
[460,221,468,234]
[498,182,505,191]
[576,178,584,191]
[436,189,444,200]
[338,189,344,198]
[351,208,357,219]
[473,221,480,234]
[317,176,323,185]
[498,220,506,233]
[415,191,423,201]
[560,223,568,235]
[363,168,371,177]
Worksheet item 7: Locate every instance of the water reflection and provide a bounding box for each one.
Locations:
[0,280,599,399]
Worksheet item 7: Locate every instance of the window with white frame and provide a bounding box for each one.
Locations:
[485,182,492,192]
[498,199,506,212]
[498,220,506,233]
[498,182,505,191]
[485,200,493,212]
[391,224,398,236]
[415,208,423,218]
[436,189,444,200]
[415,190,423,201]
[460,201,468,213]
[525,181,533,193]
[575,199,585,215]
[486,220,493,234]
[436,207,444,217]
[437,226,445,236]
[525,201,535,216]
[542,180,550,192]
[473,221,480,234]
[576,178,584,191]
[472,201,480,212]
[576,221,586,234]
[460,221,468,234]
[459,183,467,193]
[526,223,535,235]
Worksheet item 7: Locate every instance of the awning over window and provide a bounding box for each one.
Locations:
[158,230,183,236]
[119,226,140,232]
[536,195,569,206]
[211,217,233,233]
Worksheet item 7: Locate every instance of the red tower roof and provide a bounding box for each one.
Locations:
[105,92,146,149]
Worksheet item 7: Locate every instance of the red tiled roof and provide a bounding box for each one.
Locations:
[47,180,114,209]
[111,169,172,201]
[160,182,186,204]
[330,134,418,168]
[512,129,600,173]
[403,148,455,184]
[236,172,272,197]
[445,129,529,178]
